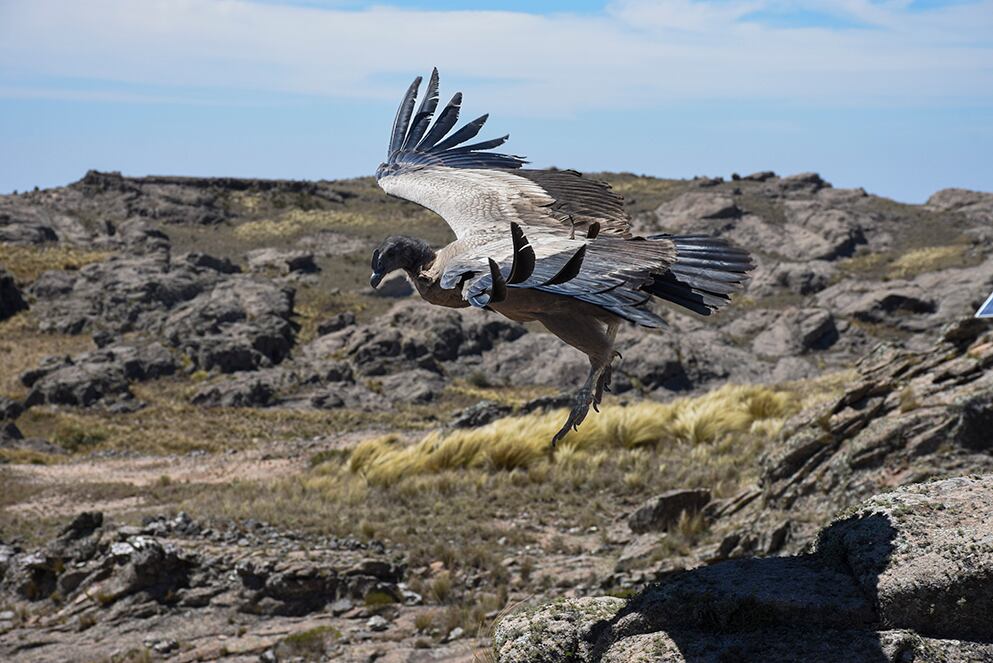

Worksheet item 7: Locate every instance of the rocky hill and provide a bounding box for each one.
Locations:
[1,170,991,661]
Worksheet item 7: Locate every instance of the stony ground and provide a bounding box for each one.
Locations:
[1,169,992,661]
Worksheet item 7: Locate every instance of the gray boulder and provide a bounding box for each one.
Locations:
[926,188,993,224]
[749,259,837,296]
[752,307,838,357]
[818,280,936,324]
[652,193,741,234]
[378,369,446,404]
[191,373,277,407]
[163,278,295,372]
[0,397,23,422]
[494,597,625,663]
[31,252,218,335]
[245,248,318,274]
[22,343,176,408]
[495,475,993,662]
[628,489,711,534]
[816,475,993,641]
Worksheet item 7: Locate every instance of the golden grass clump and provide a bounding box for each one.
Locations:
[233,207,438,242]
[887,245,966,279]
[348,384,798,485]
[0,313,93,398]
[837,252,887,276]
[0,243,110,283]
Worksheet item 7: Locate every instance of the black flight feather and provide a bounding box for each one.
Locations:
[542,245,588,286]
[508,222,535,284]
[402,68,440,151]
[432,114,489,152]
[381,70,526,174]
[416,93,462,151]
[389,76,421,158]
[488,258,507,303]
[444,135,509,154]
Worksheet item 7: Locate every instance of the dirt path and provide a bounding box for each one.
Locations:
[1,428,398,519]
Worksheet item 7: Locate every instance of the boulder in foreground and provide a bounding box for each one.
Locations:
[494,474,993,662]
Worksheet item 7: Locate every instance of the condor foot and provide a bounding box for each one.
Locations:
[551,387,594,447]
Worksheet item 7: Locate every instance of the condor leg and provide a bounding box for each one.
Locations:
[536,315,620,446]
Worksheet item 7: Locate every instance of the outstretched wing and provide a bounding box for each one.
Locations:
[376,69,631,241]
[440,223,677,328]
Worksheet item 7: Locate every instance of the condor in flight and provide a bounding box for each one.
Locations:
[370,69,754,443]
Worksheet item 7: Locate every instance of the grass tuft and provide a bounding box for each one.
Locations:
[0,244,110,283]
[349,385,797,485]
[887,245,967,279]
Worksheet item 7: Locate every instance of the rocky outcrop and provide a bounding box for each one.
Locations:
[627,489,712,534]
[494,475,993,662]
[21,343,176,409]
[0,269,27,321]
[246,248,318,274]
[0,511,409,659]
[761,318,993,517]
[4,170,993,416]
[926,188,993,224]
[162,278,296,373]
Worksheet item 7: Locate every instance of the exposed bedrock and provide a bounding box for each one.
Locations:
[495,475,993,663]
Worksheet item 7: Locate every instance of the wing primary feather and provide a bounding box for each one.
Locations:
[542,245,588,286]
[508,222,536,284]
[388,76,421,158]
[444,135,508,154]
[432,114,489,151]
[402,68,439,151]
[416,92,462,151]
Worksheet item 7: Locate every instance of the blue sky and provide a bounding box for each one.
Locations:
[1,0,991,202]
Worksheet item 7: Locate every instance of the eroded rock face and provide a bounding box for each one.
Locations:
[162,278,296,373]
[761,318,993,515]
[816,476,993,641]
[31,251,222,335]
[628,489,711,534]
[926,188,993,224]
[494,475,993,662]
[21,343,176,409]
[0,511,408,656]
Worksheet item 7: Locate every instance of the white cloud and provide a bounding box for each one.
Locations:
[0,0,990,115]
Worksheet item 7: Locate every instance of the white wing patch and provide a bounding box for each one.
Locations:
[378,166,557,240]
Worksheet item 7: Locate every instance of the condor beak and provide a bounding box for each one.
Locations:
[370,272,384,289]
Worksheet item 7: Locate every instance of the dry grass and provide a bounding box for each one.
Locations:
[836,245,970,283]
[233,207,439,242]
[0,312,93,398]
[12,379,440,457]
[0,243,110,283]
[348,384,797,485]
[887,245,967,279]
[836,252,887,277]
[180,381,845,579]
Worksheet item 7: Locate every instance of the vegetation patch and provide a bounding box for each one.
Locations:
[348,384,797,485]
[0,243,110,283]
[276,625,340,660]
[887,245,968,279]
[0,313,93,398]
